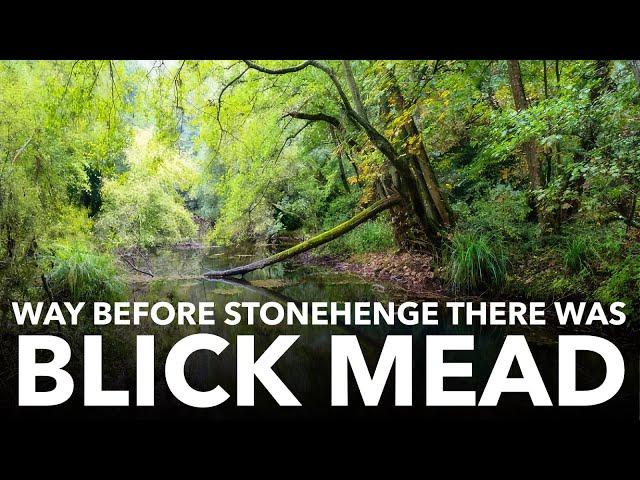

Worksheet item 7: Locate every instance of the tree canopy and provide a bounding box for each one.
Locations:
[1,59,639,313]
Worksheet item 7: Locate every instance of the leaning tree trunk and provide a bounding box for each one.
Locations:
[341,61,450,242]
[204,194,401,277]
[242,60,450,252]
[386,75,452,227]
[375,89,442,245]
[342,60,369,122]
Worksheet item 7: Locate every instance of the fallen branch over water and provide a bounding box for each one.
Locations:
[204,194,401,278]
[120,254,154,277]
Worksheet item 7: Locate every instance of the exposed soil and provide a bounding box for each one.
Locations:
[300,252,640,348]
[300,251,448,299]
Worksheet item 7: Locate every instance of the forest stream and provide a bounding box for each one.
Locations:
[3,59,640,424]
[109,245,638,422]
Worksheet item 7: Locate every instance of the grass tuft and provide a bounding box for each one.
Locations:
[444,233,507,293]
[46,242,125,303]
[562,236,594,273]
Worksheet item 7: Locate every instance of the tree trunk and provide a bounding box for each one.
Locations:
[377,90,441,240]
[341,61,446,234]
[342,60,368,122]
[507,60,543,189]
[329,127,351,192]
[388,81,452,226]
[319,60,449,241]
[632,60,640,87]
[204,194,401,277]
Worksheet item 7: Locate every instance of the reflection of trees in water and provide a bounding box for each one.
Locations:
[117,250,639,412]
[207,277,638,405]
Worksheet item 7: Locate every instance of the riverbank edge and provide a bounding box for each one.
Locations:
[298,251,448,299]
[298,250,639,347]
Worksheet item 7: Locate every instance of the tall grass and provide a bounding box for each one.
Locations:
[562,236,594,273]
[320,218,395,255]
[444,233,507,293]
[46,242,125,302]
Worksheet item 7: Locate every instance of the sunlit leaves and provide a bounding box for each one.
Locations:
[95,129,198,248]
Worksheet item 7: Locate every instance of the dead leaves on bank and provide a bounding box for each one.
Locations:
[327,252,446,299]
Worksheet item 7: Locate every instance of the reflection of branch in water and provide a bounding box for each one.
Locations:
[120,253,154,277]
[206,277,299,304]
[205,277,383,348]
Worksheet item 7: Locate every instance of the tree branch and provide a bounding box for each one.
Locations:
[243,60,403,180]
[243,60,313,75]
[120,254,154,277]
[205,194,401,277]
[12,134,34,164]
[174,60,186,109]
[341,60,368,121]
[282,111,341,128]
[306,61,396,158]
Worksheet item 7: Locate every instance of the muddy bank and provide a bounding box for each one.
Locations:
[299,252,639,348]
[300,251,447,299]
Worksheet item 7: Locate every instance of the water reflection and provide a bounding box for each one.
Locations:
[127,247,638,420]
[1,246,636,422]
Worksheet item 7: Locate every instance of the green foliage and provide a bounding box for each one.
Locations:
[0,164,41,262]
[444,233,507,293]
[46,242,125,303]
[595,255,640,316]
[95,129,198,248]
[591,227,640,316]
[320,191,361,228]
[562,236,595,273]
[319,217,395,255]
[97,181,197,248]
[453,184,536,243]
[0,60,132,302]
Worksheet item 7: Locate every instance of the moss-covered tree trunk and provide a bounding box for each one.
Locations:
[243,60,453,252]
[375,89,439,247]
[204,194,401,277]
[386,73,452,227]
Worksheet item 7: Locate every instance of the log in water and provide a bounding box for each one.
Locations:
[204,194,401,277]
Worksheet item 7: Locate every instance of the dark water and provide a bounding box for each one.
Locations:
[2,246,638,423]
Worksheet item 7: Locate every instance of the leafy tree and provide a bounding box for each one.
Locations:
[95,128,198,248]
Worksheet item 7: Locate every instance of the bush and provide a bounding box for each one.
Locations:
[320,191,360,229]
[595,255,640,318]
[46,242,125,303]
[452,184,536,244]
[444,233,507,293]
[94,128,198,249]
[96,180,197,249]
[562,236,595,273]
